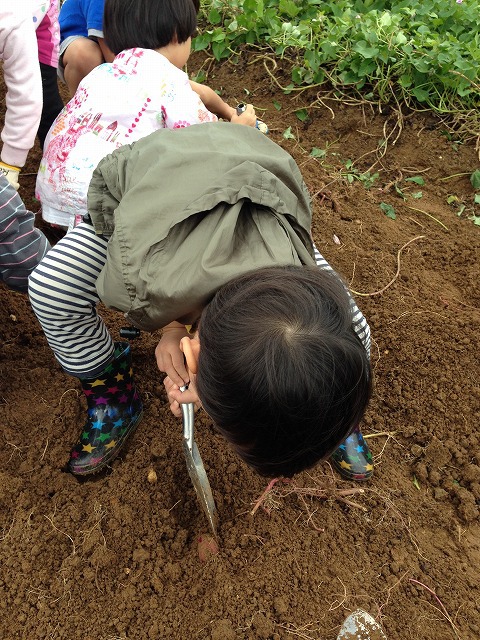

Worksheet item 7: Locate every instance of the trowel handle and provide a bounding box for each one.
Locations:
[235,103,269,135]
[236,102,247,116]
[180,385,195,450]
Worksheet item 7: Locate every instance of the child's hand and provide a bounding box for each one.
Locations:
[155,323,190,386]
[231,103,257,127]
[164,376,202,418]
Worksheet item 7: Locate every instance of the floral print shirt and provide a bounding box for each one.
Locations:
[36,48,218,227]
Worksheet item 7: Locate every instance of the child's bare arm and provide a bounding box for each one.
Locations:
[189,80,236,121]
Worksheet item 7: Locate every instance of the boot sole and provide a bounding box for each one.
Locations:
[330,460,373,481]
[68,409,144,477]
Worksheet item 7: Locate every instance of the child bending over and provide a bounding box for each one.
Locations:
[29,123,373,481]
[36,0,257,230]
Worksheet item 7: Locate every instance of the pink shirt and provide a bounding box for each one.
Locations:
[33,1,60,67]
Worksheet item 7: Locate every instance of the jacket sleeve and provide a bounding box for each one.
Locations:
[87,141,134,236]
[0,6,43,167]
[0,176,50,292]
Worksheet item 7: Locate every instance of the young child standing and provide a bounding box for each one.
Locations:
[29,122,373,481]
[36,0,257,230]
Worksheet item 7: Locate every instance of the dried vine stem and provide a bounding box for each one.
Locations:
[250,477,366,518]
[350,235,425,297]
[405,206,448,230]
[250,478,288,516]
[409,578,461,639]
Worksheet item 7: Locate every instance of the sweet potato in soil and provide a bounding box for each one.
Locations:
[0,52,479,640]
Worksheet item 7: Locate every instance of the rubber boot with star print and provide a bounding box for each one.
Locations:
[67,342,143,476]
[330,425,373,481]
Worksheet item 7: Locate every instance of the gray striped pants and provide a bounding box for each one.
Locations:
[28,224,371,379]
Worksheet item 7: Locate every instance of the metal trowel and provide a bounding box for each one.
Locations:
[180,386,218,537]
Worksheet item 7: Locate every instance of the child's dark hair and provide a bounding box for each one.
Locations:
[104,0,198,55]
[196,265,372,477]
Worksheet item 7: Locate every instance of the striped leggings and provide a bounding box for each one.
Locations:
[28,223,113,378]
[28,224,371,379]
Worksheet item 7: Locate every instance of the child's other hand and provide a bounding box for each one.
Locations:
[0,162,20,190]
[164,376,201,418]
[155,324,190,386]
[231,103,257,127]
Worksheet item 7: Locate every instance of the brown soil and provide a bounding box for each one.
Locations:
[1,52,479,640]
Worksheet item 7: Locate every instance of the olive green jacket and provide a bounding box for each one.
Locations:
[87,122,316,331]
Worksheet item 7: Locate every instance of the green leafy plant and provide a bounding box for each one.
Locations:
[394,175,426,200]
[380,202,396,219]
[196,0,480,140]
[309,139,338,160]
[441,130,464,152]
[310,147,327,159]
[405,176,425,186]
[446,183,480,225]
[282,126,296,140]
[341,160,379,189]
[295,108,309,122]
[471,169,480,190]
